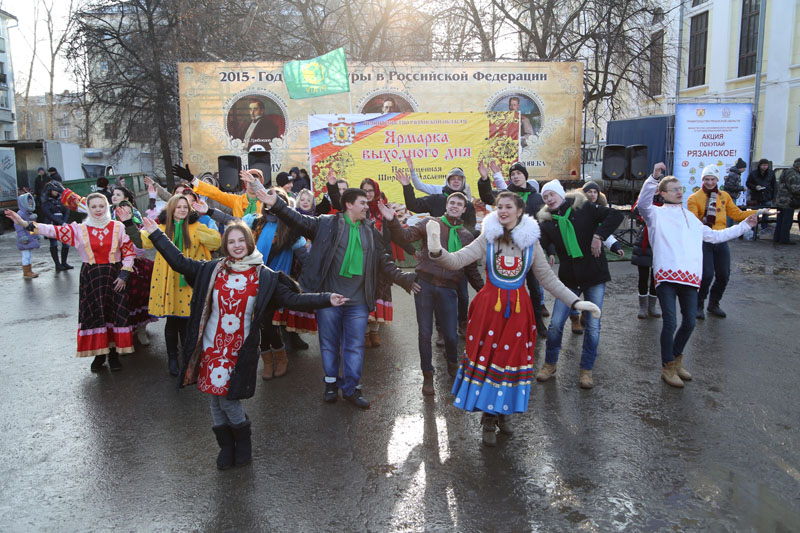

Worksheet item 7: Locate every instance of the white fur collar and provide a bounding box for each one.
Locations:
[482,211,540,249]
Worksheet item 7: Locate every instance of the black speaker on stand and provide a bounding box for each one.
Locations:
[626,145,648,180]
[218,155,242,192]
[602,144,627,180]
[248,150,272,188]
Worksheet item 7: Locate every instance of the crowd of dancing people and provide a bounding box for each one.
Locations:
[7,156,799,468]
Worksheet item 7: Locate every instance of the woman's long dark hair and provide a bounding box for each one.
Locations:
[251,187,300,252]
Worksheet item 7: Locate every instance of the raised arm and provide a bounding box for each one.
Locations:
[429,226,487,271]
[410,168,442,195]
[194,180,246,212]
[262,193,320,240]
[141,220,204,282]
[271,272,334,311]
[637,163,666,228]
[702,216,755,244]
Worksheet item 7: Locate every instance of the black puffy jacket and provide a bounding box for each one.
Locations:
[478,178,544,216]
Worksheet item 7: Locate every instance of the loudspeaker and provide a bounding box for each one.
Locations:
[218,155,242,192]
[602,145,627,180]
[248,151,272,187]
[627,145,648,180]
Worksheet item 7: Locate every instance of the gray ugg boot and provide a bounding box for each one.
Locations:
[637,295,648,319]
[648,295,661,317]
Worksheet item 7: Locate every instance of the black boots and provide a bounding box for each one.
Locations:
[60,246,73,270]
[707,300,727,318]
[287,331,309,351]
[230,419,252,467]
[90,354,106,372]
[108,351,122,371]
[51,248,65,271]
[212,425,235,470]
[167,354,180,377]
[213,419,252,470]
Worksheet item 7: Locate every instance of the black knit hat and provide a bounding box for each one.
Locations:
[735,158,747,169]
[509,162,528,180]
[276,172,292,187]
[582,181,601,194]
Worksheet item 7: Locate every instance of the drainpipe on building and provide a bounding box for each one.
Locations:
[751,0,767,164]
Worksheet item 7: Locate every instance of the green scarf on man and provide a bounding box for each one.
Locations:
[551,207,583,259]
[439,216,463,252]
[339,214,364,278]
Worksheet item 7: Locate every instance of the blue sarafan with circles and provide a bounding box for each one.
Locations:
[451,242,537,415]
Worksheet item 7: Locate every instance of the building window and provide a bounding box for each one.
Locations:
[36,129,43,138]
[0,89,8,108]
[104,122,116,140]
[4,131,11,140]
[648,30,664,96]
[60,127,70,138]
[738,0,760,77]
[37,112,43,122]
[687,11,708,88]
[692,0,707,6]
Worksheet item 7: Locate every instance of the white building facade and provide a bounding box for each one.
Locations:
[0,9,17,141]
[634,0,800,168]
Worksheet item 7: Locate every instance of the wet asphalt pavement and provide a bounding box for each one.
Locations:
[0,227,798,532]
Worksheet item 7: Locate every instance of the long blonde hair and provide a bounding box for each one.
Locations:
[158,195,197,249]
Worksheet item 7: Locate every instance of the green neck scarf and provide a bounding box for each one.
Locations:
[172,219,188,287]
[244,196,258,216]
[516,190,531,203]
[552,207,583,259]
[338,214,364,278]
[439,216,463,252]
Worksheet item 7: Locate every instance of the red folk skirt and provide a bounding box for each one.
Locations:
[77,263,134,357]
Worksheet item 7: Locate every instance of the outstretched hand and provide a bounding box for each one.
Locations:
[115,206,132,222]
[574,300,601,318]
[141,217,158,233]
[257,188,277,208]
[395,168,411,186]
[745,214,758,228]
[477,160,489,179]
[377,201,395,221]
[404,154,415,172]
[4,209,25,226]
[426,219,441,255]
[489,161,502,175]
[192,199,209,214]
[330,294,349,306]
[143,175,154,187]
[653,162,667,180]
[239,170,254,185]
[172,164,193,182]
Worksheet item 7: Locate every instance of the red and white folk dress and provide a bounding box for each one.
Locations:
[198,266,260,396]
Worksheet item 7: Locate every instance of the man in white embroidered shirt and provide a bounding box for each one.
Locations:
[637,163,757,388]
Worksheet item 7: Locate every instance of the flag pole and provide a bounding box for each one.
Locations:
[348,90,352,114]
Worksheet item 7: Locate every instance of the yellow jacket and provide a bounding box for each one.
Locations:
[194,180,262,218]
[141,222,221,317]
[687,189,755,230]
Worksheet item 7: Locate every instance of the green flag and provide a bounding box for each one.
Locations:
[283,48,350,100]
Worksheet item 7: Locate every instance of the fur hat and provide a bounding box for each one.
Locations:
[541,180,565,200]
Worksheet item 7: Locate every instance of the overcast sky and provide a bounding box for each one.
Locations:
[3,0,74,96]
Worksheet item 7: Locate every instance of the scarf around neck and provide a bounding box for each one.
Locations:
[172,219,188,287]
[702,185,718,228]
[552,206,583,259]
[221,249,264,272]
[84,199,112,229]
[244,196,258,216]
[439,216,463,252]
[339,214,364,278]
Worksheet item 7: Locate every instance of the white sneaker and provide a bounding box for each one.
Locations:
[136,327,150,346]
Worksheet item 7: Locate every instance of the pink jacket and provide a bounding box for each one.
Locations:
[35,221,135,271]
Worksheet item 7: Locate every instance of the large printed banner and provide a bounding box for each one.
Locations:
[309,112,518,203]
[673,103,753,201]
[178,61,583,182]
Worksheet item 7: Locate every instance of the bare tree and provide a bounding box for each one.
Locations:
[18,3,40,139]
[42,0,76,139]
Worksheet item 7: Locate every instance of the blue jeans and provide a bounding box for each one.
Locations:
[656,282,697,365]
[316,304,369,396]
[545,283,605,370]
[457,277,469,324]
[698,241,730,304]
[415,279,458,372]
[209,395,246,426]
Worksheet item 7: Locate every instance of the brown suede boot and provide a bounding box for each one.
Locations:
[675,355,692,381]
[579,370,594,389]
[273,347,288,378]
[497,414,514,435]
[570,314,583,334]
[364,333,373,348]
[536,363,557,382]
[369,331,381,347]
[422,371,434,396]
[22,265,39,279]
[661,361,684,388]
[260,350,274,380]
